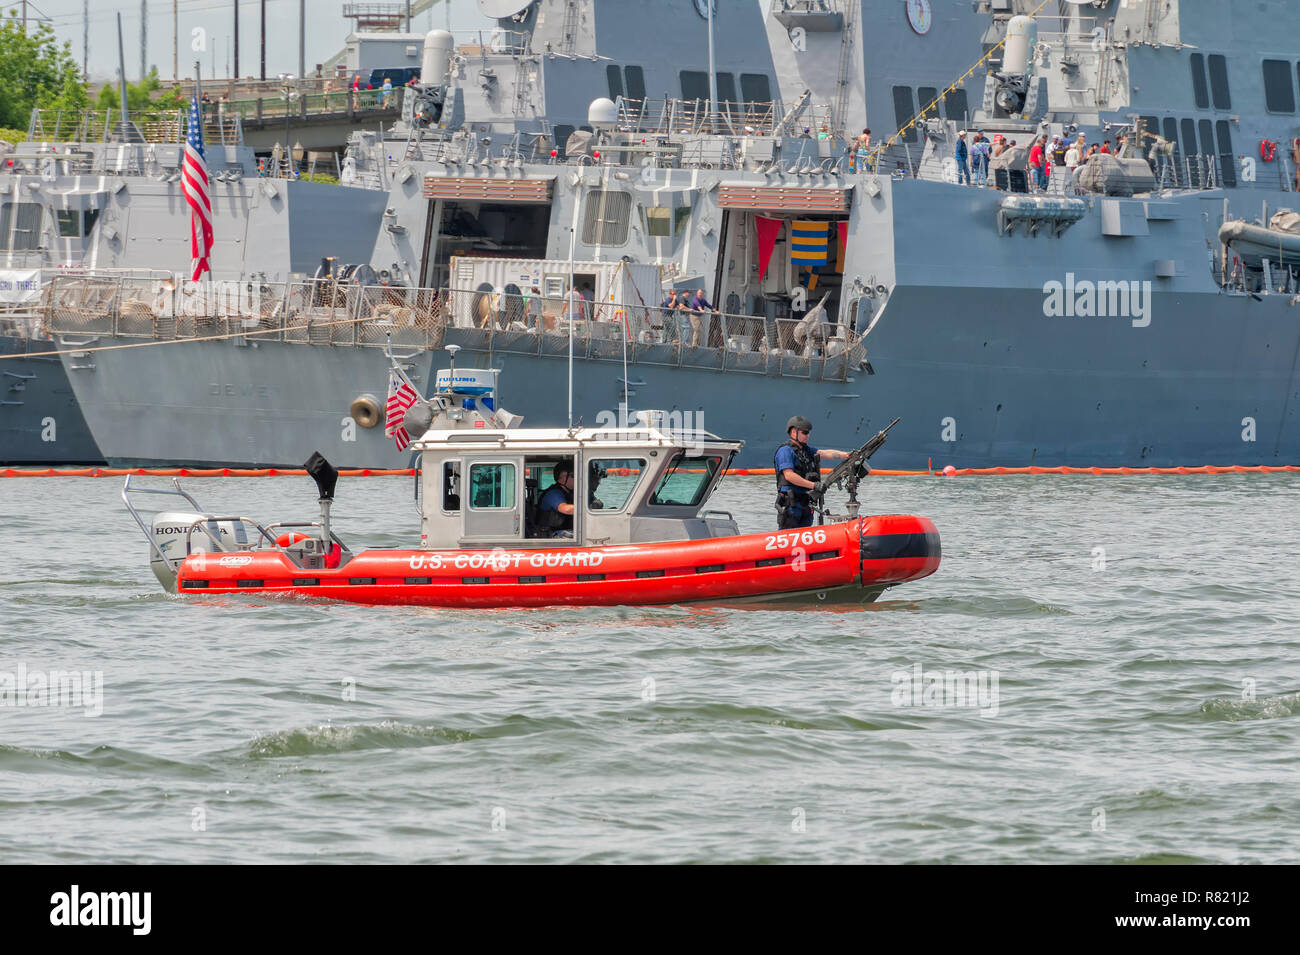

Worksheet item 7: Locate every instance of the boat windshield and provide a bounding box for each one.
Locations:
[648,454,722,508]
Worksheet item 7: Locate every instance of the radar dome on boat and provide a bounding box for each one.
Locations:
[588,98,618,130]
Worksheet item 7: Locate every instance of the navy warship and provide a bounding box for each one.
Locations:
[39,0,1300,468]
[0,79,390,463]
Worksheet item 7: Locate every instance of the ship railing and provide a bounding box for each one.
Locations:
[25,108,243,148]
[42,275,866,382]
[614,97,810,140]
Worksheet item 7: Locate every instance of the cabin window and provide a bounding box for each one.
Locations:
[587,458,645,512]
[0,202,43,251]
[1207,54,1231,109]
[891,86,917,143]
[1262,60,1295,112]
[442,462,461,512]
[1161,118,1179,155]
[740,73,771,105]
[581,189,631,246]
[624,66,646,102]
[606,64,624,100]
[1189,53,1209,109]
[468,463,516,509]
[1180,118,1197,155]
[648,454,722,508]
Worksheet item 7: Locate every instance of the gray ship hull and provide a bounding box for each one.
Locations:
[57,298,1300,471]
[0,336,103,465]
[59,332,874,469]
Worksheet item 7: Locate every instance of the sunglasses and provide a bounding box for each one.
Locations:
[797,429,811,436]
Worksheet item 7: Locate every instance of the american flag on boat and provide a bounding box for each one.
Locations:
[181,92,213,281]
[385,367,420,451]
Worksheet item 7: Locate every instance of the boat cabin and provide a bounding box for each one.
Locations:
[414,421,743,550]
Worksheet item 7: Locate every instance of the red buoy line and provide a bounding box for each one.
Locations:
[3,465,1298,478]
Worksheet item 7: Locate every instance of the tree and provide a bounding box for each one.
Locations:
[95,68,186,113]
[0,11,88,129]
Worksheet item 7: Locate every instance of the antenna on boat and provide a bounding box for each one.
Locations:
[304,452,338,546]
[445,343,460,384]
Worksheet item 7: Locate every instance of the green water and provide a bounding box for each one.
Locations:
[1,473,1297,863]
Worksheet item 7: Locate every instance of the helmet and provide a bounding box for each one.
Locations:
[786,415,813,435]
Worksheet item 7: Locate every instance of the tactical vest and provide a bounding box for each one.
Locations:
[774,440,819,493]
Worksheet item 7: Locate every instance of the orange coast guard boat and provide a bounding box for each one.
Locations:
[126,354,939,608]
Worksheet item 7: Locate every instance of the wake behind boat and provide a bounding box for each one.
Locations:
[125,352,939,608]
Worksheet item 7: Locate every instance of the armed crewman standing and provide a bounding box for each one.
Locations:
[774,416,850,528]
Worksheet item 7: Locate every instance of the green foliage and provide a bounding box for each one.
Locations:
[0,12,87,128]
[0,124,26,144]
[94,68,186,112]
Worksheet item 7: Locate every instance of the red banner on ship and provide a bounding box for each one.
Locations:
[756,216,783,281]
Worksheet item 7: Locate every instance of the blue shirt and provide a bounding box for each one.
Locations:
[775,442,819,491]
[539,484,569,514]
[955,138,968,161]
[689,294,713,310]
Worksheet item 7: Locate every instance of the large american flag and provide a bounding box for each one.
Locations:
[181,93,213,281]
[385,367,420,451]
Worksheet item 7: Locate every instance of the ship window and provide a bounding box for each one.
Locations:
[468,463,516,510]
[1140,116,1159,147]
[552,124,574,158]
[943,88,969,123]
[1262,60,1295,113]
[1207,54,1231,109]
[892,86,917,143]
[740,73,771,105]
[916,87,939,120]
[1198,118,1214,156]
[680,70,710,102]
[715,71,737,109]
[1180,118,1197,155]
[84,208,101,234]
[0,202,42,251]
[1215,120,1236,187]
[581,189,631,246]
[649,454,722,508]
[587,458,645,512]
[442,462,461,513]
[1189,53,1209,109]
[1162,117,1179,154]
[624,66,646,102]
[606,64,624,100]
[643,206,688,237]
[56,210,81,237]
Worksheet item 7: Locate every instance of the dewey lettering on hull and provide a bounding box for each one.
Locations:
[208,383,276,399]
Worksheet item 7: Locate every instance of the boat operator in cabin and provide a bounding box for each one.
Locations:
[538,460,576,537]
[775,417,849,529]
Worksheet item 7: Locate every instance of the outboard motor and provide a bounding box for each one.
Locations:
[148,512,249,592]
